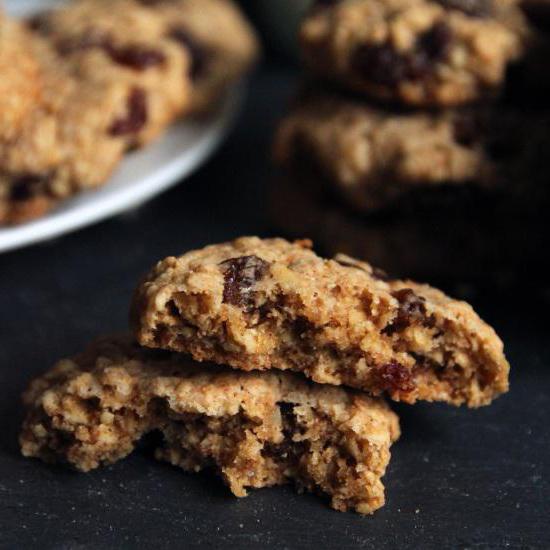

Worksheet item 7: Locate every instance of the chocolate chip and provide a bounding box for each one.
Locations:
[109,88,148,136]
[107,45,166,70]
[168,28,207,80]
[376,362,415,393]
[352,22,452,86]
[435,0,493,17]
[220,255,270,309]
[10,174,50,201]
[384,288,434,335]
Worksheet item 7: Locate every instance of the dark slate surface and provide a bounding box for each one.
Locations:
[1,66,549,550]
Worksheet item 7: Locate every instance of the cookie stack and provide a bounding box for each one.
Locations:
[272,0,549,284]
[0,0,258,225]
[20,236,510,514]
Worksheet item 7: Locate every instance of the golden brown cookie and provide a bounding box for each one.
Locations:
[20,335,399,515]
[301,0,529,106]
[273,90,547,213]
[131,237,510,407]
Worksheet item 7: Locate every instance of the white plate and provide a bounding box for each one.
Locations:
[0,0,244,253]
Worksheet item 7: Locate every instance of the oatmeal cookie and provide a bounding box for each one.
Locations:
[20,335,399,515]
[273,90,546,213]
[141,0,260,113]
[0,32,145,225]
[0,14,41,141]
[131,237,510,407]
[27,0,192,147]
[29,0,259,116]
[301,0,530,106]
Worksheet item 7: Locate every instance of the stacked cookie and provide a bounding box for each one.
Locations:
[0,0,258,225]
[20,237,510,514]
[272,0,549,284]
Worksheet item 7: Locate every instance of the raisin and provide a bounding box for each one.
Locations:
[384,288,434,335]
[410,22,453,76]
[168,28,207,80]
[353,22,452,86]
[26,14,51,33]
[352,43,410,86]
[219,255,270,309]
[109,88,148,136]
[10,174,50,201]
[107,45,165,70]
[435,0,492,17]
[376,362,415,393]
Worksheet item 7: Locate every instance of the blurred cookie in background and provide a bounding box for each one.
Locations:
[269,171,549,287]
[273,89,549,216]
[300,0,530,107]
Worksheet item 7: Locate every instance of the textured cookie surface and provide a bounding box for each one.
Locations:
[29,0,258,115]
[301,0,529,106]
[132,237,510,407]
[273,90,546,213]
[20,335,399,515]
[1,0,258,225]
[0,14,41,141]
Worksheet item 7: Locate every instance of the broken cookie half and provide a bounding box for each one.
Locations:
[20,335,399,515]
[131,237,509,407]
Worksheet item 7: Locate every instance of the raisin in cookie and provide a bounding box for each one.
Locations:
[131,237,510,407]
[20,335,399,515]
[301,0,529,106]
[141,0,260,113]
[268,171,549,285]
[274,89,550,214]
[0,31,149,225]
[27,0,192,147]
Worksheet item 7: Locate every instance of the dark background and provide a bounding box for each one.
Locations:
[1,6,549,549]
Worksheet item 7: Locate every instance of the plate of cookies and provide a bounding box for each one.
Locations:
[0,0,259,252]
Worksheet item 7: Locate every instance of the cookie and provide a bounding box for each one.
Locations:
[0,0,258,225]
[29,0,259,115]
[26,0,192,147]
[273,90,548,213]
[20,335,399,515]
[0,31,150,225]
[131,237,510,407]
[300,0,530,106]
[141,0,260,113]
[268,171,549,286]
[0,14,41,141]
